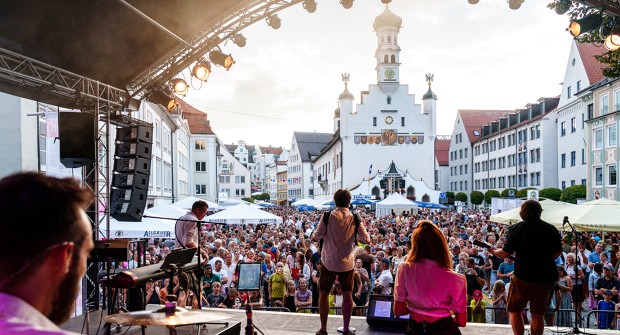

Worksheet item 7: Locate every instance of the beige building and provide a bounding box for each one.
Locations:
[277,170,288,205]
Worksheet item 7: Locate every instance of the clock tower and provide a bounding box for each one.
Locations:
[374,5,402,84]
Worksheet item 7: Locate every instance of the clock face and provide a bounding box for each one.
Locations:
[384,68,396,80]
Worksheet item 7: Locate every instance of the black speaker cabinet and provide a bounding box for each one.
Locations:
[113,172,149,190]
[116,126,153,143]
[111,188,147,207]
[114,157,151,175]
[115,141,152,159]
[59,112,95,168]
[110,200,144,222]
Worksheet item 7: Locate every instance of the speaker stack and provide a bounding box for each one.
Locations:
[111,125,153,222]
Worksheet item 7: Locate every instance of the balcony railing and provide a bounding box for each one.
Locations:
[601,106,609,115]
[615,103,620,113]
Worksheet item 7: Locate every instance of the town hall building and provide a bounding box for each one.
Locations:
[311,5,443,203]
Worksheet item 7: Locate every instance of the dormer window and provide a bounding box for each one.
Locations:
[473,130,480,136]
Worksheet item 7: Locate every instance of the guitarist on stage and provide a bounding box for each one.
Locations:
[485,200,562,335]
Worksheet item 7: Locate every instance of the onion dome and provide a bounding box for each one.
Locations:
[334,107,340,118]
[373,5,402,31]
[339,84,354,100]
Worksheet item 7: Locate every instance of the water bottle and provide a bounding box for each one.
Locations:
[235,298,241,309]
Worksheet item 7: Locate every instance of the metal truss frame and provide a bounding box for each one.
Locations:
[128,0,305,98]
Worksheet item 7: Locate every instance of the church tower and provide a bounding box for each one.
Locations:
[374,5,402,85]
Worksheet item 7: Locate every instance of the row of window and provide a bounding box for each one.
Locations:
[560,150,587,168]
[560,116,583,136]
[218,176,246,183]
[560,179,587,190]
[593,165,618,187]
[450,181,468,192]
[450,148,468,161]
[450,164,468,176]
[454,133,463,144]
[474,126,541,156]
[473,172,542,191]
[593,124,618,149]
[598,89,620,116]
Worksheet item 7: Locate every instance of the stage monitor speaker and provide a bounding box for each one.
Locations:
[90,240,129,262]
[113,172,149,190]
[114,157,151,175]
[111,188,147,207]
[366,294,408,330]
[111,200,144,222]
[115,141,152,159]
[116,126,153,143]
[59,112,95,168]
[215,322,241,335]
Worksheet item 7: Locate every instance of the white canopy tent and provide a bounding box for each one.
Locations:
[100,211,175,239]
[292,199,319,206]
[375,193,418,218]
[170,196,219,211]
[541,198,620,232]
[489,199,574,225]
[147,204,189,220]
[205,204,283,225]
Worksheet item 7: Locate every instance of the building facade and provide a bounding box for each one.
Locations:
[217,138,251,200]
[472,97,560,198]
[288,131,332,201]
[277,170,287,205]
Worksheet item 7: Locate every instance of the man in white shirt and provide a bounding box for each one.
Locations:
[0,173,95,334]
[213,259,229,292]
[175,201,209,250]
[375,258,393,295]
[222,253,236,291]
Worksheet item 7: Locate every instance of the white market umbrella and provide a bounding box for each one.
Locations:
[100,211,175,239]
[541,198,620,232]
[205,204,282,225]
[490,199,574,225]
[171,196,219,211]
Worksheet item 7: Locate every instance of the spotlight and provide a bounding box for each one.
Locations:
[604,31,620,51]
[555,0,571,15]
[600,20,616,37]
[152,90,178,111]
[568,13,603,37]
[468,0,479,4]
[171,78,188,96]
[267,14,281,29]
[340,0,354,9]
[508,0,523,10]
[303,0,317,13]
[210,49,235,70]
[233,33,247,47]
[192,59,211,81]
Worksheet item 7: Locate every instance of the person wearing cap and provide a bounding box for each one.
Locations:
[374,258,393,295]
[469,290,486,323]
[486,200,562,335]
[597,289,616,329]
[594,263,620,304]
[201,263,221,301]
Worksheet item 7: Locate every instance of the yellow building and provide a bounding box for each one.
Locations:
[277,171,288,205]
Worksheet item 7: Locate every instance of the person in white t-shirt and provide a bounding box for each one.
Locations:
[213,259,229,293]
[222,253,236,290]
[375,258,393,295]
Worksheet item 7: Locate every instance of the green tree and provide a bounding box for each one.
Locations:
[540,188,562,201]
[548,1,620,78]
[516,187,537,198]
[446,192,455,199]
[242,197,255,203]
[484,190,500,205]
[470,191,484,206]
[500,188,517,198]
[561,185,587,204]
[455,192,468,203]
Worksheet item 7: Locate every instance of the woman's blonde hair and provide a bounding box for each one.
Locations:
[492,279,505,295]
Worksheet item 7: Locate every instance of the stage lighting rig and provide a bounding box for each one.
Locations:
[605,31,620,50]
[171,78,189,96]
[568,11,603,37]
[267,14,281,29]
[341,0,354,9]
[304,0,317,13]
[555,0,572,15]
[508,0,524,10]
[233,33,247,47]
[151,89,178,111]
[210,49,235,70]
[192,59,211,81]
[468,0,480,4]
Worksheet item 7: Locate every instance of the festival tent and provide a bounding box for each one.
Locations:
[205,204,283,225]
[170,196,219,211]
[292,199,318,206]
[351,199,375,205]
[147,204,189,220]
[100,211,175,239]
[297,204,316,211]
[259,202,277,208]
[540,198,620,232]
[490,199,574,225]
[411,200,449,209]
[375,193,418,217]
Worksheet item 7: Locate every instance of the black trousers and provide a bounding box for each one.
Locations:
[406,316,461,335]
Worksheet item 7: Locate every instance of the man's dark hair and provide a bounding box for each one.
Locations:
[466,257,476,265]
[519,200,543,222]
[192,200,209,211]
[333,189,351,208]
[0,172,92,282]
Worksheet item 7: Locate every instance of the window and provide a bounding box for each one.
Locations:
[195,140,206,150]
[219,176,230,183]
[602,95,609,115]
[391,55,396,63]
[536,148,541,162]
[561,181,566,190]
[465,181,467,190]
[561,122,566,136]
[401,117,405,126]
[155,121,160,147]
[577,80,581,92]
[156,158,162,190]
[373,117,377,126]
[582,114,584,129]
[588,103,594,120]
[460,165,463,175]
[570,180,575,186]
[195,185,206,195]
[473,130,479,136]
[567,86,571,99]
[465,164,468,174]
[196,161,206,172]
[536,172,541,186]
[582,179,587,185]
[164,163,172,192]
[595,129,603,149]
[595,167,603,186]
[236,189,246,196]
[571,151,576,166]
[610,165,617,186]
[459,149,463,159]
[464,148,468,158]
[561,154,566,168]
[530,127,535,141]
[571,117,576,133]
[582,149,586,164]
[608,124,617,147]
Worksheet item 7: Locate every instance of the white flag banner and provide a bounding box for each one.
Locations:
[44,110,82,179]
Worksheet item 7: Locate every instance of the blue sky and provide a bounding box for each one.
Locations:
[183,0,574,148]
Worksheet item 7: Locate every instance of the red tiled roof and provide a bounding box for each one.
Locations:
[277,161,287,165]
[261,146,283,155]
[576,43,608,85]
[177,99,214,134]
[459,110,512,142]
[435,139,450,166]
[472,106,557,143]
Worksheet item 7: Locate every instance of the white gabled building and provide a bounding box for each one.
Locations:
[217,138,251,201]
[288,131,332,201]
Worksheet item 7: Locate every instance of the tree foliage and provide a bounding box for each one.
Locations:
[242,197,255,203]
[485,190,501,205]
[540,188,562,201]
[455,192,468,202]
[251,193,271,201]
[516,187,537,198]
[470,191,484,205]
[500,188,517,198]
[446,192,455,199]
[561,185,587,204]
[547,0,620,78]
